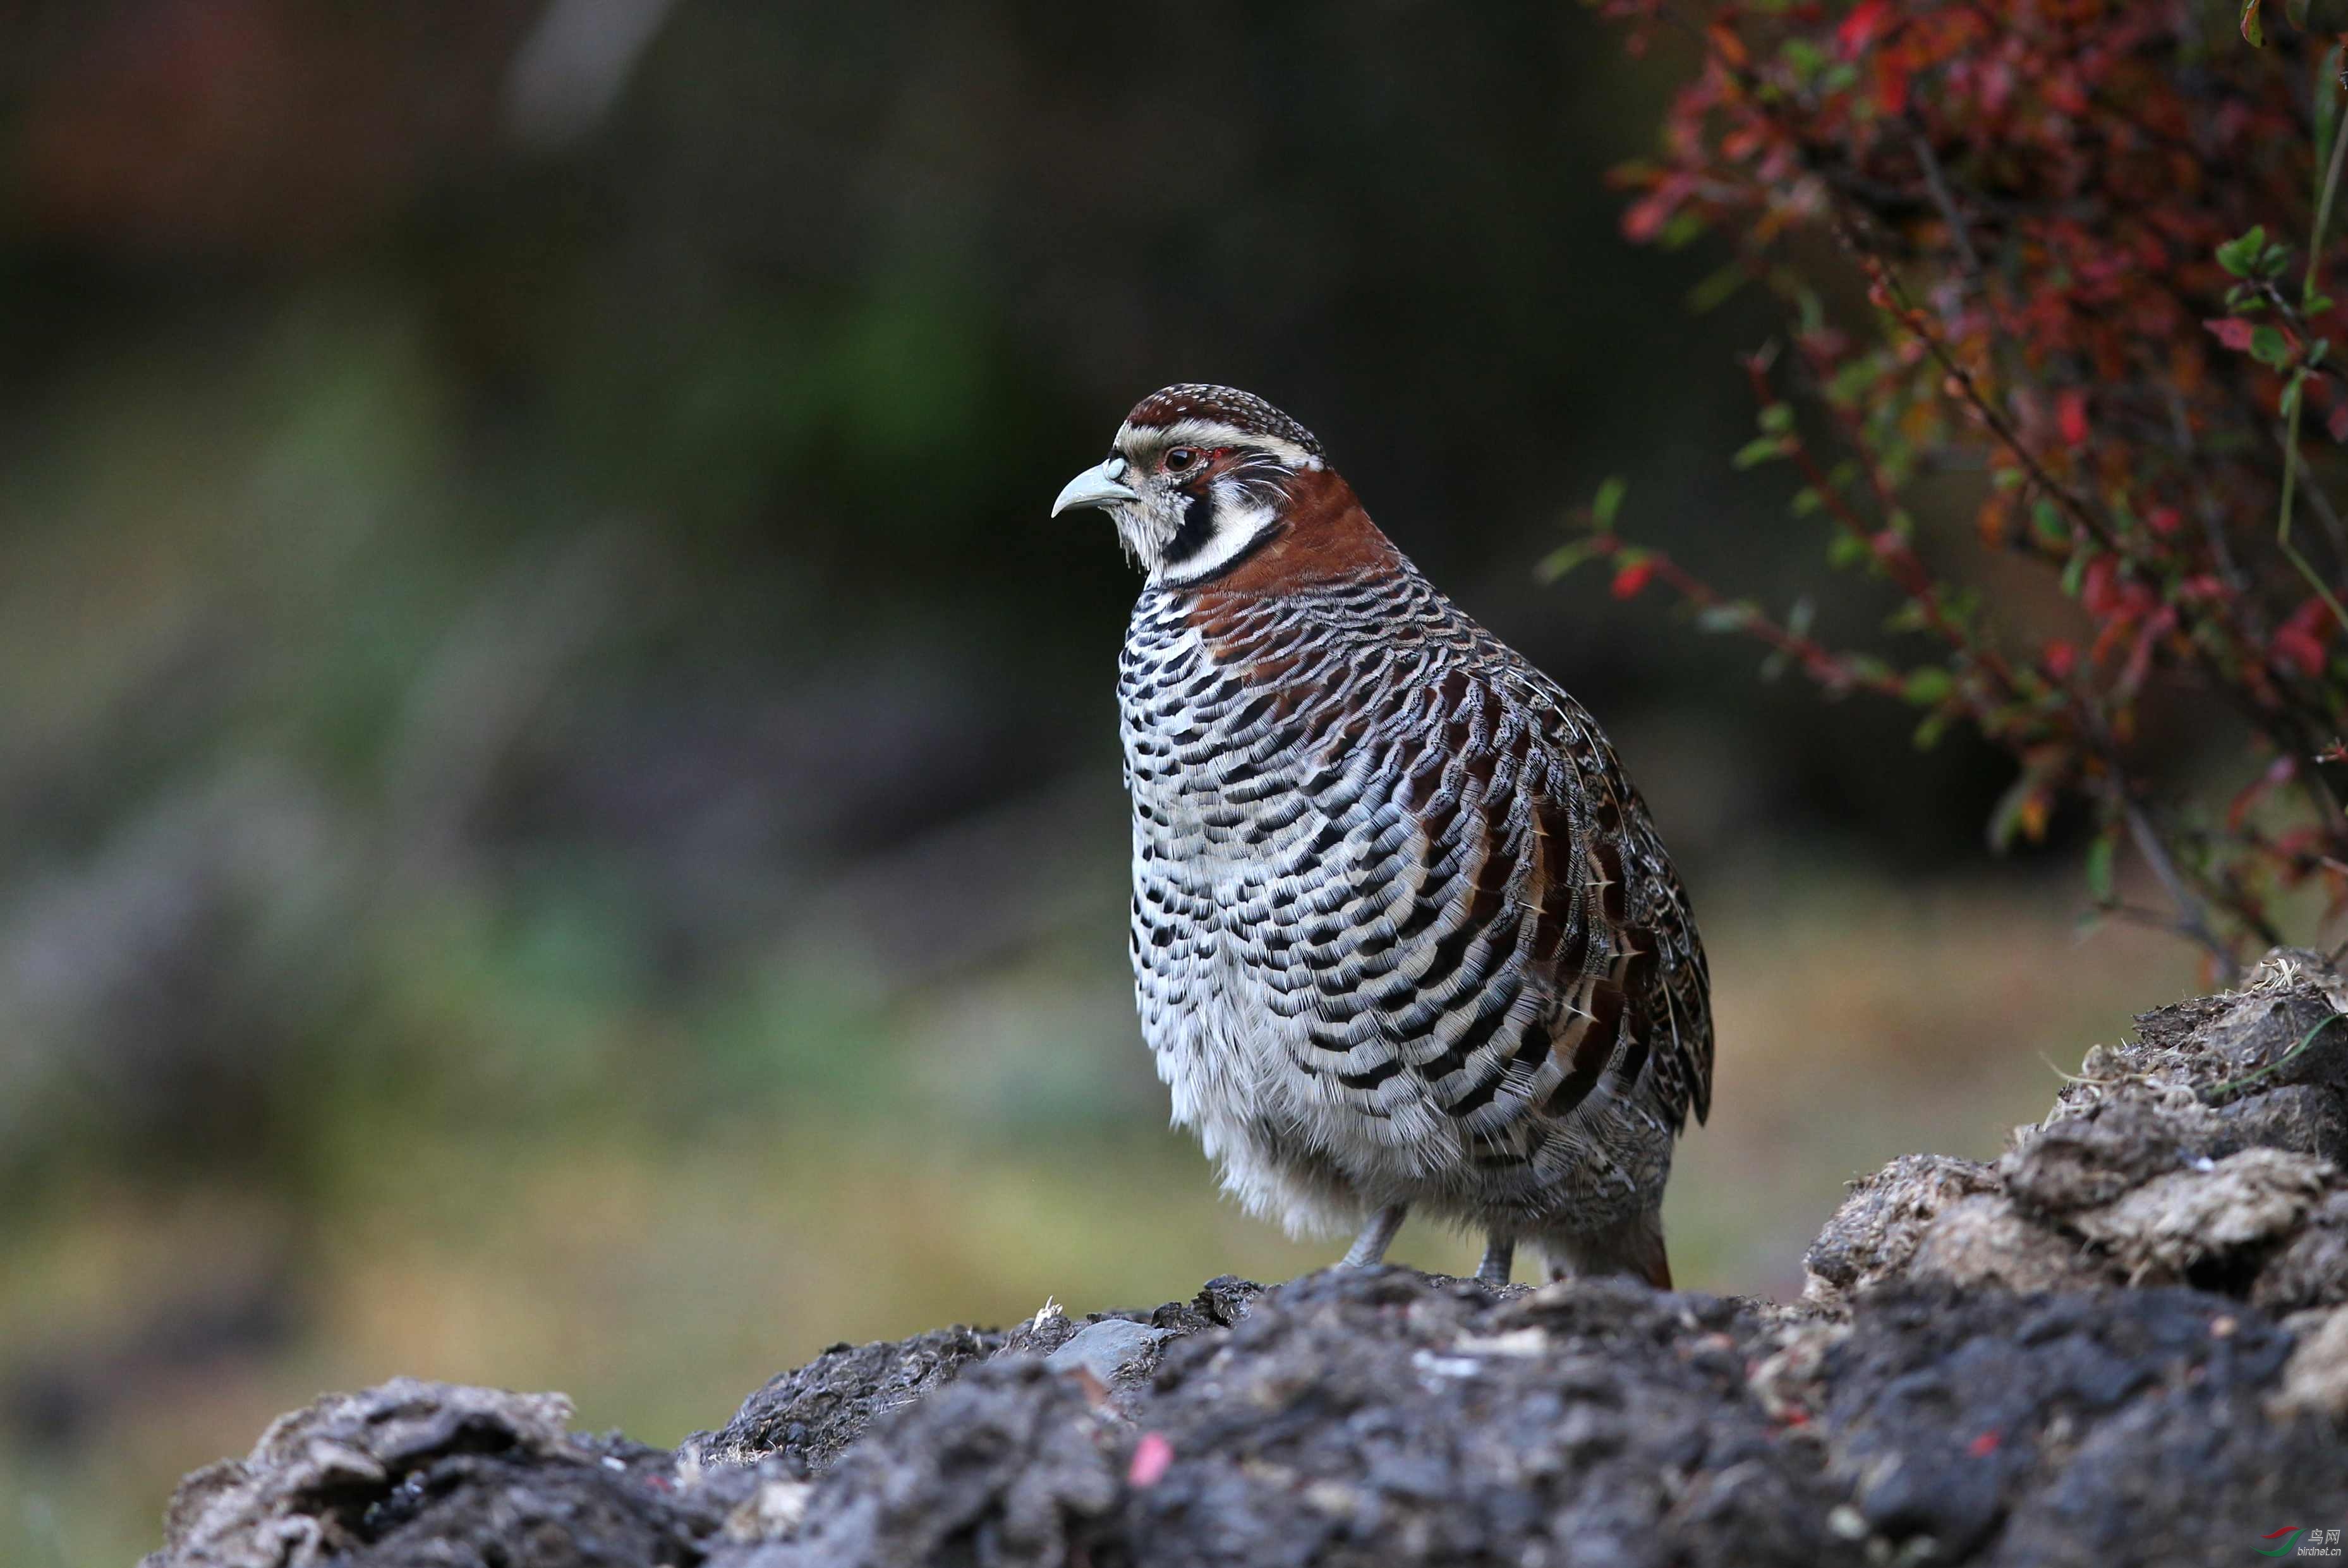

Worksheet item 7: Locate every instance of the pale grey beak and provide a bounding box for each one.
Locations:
[1051,457,1141,517]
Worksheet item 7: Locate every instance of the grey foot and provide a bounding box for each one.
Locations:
[1340,1203,1408,1268]
[1475,1236,1514,1289]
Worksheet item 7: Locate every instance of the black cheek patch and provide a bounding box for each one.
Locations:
[1163,486,1216,567]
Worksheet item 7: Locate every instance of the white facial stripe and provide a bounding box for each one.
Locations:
[1113,418,1324,471]
[1154,484,1280,588]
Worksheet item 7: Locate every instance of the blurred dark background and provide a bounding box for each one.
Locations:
[0,2,2194,1560]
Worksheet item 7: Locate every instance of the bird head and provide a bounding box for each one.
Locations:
[1051,384,1331,588]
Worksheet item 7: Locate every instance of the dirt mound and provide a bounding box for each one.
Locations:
[144,955,2348,1567]
[1805,948,2348,1324]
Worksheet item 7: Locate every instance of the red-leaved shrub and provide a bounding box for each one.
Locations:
[1568,0,2348,976]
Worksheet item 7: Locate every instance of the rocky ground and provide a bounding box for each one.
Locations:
[145,953,2348,1567]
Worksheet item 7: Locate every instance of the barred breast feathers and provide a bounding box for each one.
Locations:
[1123,466,1713,1203]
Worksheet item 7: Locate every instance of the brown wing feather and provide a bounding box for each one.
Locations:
[1477,655,1714,1143]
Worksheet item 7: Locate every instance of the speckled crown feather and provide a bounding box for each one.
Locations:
[1122,384,1326,459]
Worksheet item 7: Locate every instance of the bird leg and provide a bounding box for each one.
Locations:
[1475,1236,1515,1289]
[1340,1203,1408,1269]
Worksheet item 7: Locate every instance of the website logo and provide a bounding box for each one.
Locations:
[2265,1528,2345,1559]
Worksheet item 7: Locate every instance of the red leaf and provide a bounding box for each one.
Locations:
[1611,561,1658,599]
[2331,401,2348,444]
[2205,317,2256,352]
[1837,0,1893,57]
[1967,1430,2002,1458]
[2043,640,2078,679]
[1875,54,1911,116]
[2081,555,2124,617]
[2275,597,2337,677]
[2146,506,2183,537]
[2057,389,2089,448]
[1620,176,1693,244]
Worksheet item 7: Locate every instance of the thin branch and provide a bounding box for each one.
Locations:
[2125,799,2241,982]
[2280,423,2348,566]
[2168,382,2254,601]
[2282,49,2348,636]
[1909,126,1983,280]
[1848,241,2125,555]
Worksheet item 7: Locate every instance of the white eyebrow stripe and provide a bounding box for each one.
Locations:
[1114,418,1324,470]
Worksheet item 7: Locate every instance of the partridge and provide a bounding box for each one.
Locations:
[1052,385,1712,1287]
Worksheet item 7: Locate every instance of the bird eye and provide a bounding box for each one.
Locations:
[1165,447,1199,473]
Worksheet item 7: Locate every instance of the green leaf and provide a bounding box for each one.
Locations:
[1687,263,1750,315]
[2242,0,2266,46]
[1913,711,1951,750]
[1791,486,1824,517]
[1779,35,1827,79]
[1537,542,1599,583]
[2218,224,2269,274]
[1902,666,1954,705]
[1659,211,1708,251]
[2251,325,2292,366]
[1786,596,1816,639]
[1759,402,1796,435]
[2060,550,2088,596]
[1827,533,1869,569]
[1733,436,1789,469]
[1591,475,1628,529]
[2031,500,2069,550]
[2085,833,2116,904]
[1695,603,1757,632]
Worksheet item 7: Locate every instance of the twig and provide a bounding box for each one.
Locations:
[2125,799,2240,982]
[2166,383,2254,602]
[1752,350,2030,698]
[2280,423,2348,566]
[1909,126,1982,280]
[1579,534,1908,699]
[2281,51,2348,636]
[1851,241,2125,556]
